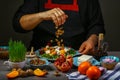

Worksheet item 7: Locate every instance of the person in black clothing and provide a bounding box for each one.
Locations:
[13,0,105,54]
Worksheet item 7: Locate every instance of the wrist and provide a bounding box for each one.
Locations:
[38,12,45,22]
[87,34,98,45]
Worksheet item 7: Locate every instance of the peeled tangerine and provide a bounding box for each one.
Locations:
[86,66,101,80]
[6,70,19,78]
[34,68,47,77]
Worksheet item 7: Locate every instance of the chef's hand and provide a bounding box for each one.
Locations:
[79,40,95,54]
[79,34,98,54]
[42,8,68,27]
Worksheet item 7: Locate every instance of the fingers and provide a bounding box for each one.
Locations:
[56,8,68,24]
[50,8,68,27]
[81,49,89,54]
[79,43,95,54]
[79,45,89,54]
[42,8,67,26]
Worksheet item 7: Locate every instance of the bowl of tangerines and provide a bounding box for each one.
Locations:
[78,61,101,80]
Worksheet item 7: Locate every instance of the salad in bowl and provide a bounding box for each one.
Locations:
[35,46,76,61]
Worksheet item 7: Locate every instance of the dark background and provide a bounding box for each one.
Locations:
[0,0,120,51]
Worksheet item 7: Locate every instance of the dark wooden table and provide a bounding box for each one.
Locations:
[0,51,120,80]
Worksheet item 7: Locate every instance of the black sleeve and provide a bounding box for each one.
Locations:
[86,0,105,37]
[12,0,39,33]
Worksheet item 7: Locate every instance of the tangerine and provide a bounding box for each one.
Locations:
[86,66,101,80]
[78,61,92,75]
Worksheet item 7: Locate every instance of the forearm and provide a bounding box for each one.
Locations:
[19,8,68,31]
[20,12,44,30]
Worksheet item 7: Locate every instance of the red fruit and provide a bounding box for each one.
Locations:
[66,58,73,67]
[86,66,101,80]
[60,62,71,72]
[66,55,72,59]
[54,61,61,66]
[66,55,73,62]
[39,48,45,54]
[59,55,66,63]
[54,55,73,72]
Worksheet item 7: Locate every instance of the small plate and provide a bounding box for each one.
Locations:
[27,58,50,68]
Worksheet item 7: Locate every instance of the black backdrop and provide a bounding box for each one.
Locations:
[0,0,120,51]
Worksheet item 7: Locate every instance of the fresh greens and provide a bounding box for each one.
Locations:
[39,47,76,60]
[8,39,27,62]
[41,53,58,60]
[66,49,76,56]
